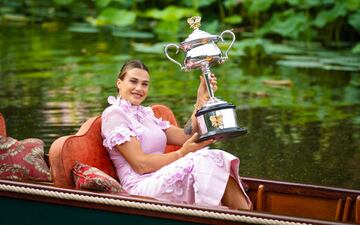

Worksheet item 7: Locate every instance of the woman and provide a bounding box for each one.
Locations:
[101,59,252,210]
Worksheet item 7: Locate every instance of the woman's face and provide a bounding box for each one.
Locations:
[117,68,149,105]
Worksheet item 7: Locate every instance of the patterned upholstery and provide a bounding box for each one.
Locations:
[0,137,52,181]
[0,113,51,182]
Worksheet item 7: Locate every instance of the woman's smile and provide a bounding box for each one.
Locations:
[131,91,144,99]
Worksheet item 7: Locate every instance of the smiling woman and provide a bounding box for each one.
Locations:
[116,61,150,105]
[100,59,252,210]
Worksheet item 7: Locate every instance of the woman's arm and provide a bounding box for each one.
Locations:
[165,108,198,146]
[116,134,213,174]
[166,74,218,146]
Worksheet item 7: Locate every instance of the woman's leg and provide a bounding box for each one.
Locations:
[221,177,252,210]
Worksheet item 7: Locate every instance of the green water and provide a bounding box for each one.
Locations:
[0,24,359,189]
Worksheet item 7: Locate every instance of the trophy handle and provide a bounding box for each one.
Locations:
[164,44,184,70]
[219,30,236,60]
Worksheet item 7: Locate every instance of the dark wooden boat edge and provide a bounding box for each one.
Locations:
[1,178,357,225]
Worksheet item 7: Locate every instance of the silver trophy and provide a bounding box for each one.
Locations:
[164,16,247,142]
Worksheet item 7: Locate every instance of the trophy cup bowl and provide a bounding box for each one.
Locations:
[164,16,247,142]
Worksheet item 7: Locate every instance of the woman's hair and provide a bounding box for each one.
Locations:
[117,59,149,81]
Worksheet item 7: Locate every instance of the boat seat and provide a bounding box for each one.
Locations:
[48,104,181,188]
[0,112,6,137]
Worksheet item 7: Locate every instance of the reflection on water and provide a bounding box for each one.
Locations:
[0,25,359,189]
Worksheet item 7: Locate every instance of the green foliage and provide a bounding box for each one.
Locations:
[144,6,198,41]
[256,10,313,39]
[53,0,73,6]
[352,42,360,53]
[224,15,242,24]
[144,5,197,21]
[202,19,219,34]
[95,8,136,27]
[132,42,167,54]
[286,0,324,9]
[223,0,240,9]
[344,0,360,11]
[0,0,359,49]
[244,0,274,15]
[68,22,100,33]
[348,10,360,32]
[94,0,112,8]
[180,0,216,9]
[314,2,347,28]
[111,29,154,38]
[154,20,182,41]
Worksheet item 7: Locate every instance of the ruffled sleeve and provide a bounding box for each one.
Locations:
[154,117,170,130]
[101,106,143,150]
[147,109,170,130]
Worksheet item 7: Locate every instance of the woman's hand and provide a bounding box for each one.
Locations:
[196,74,218,108]
[178,133,214,156]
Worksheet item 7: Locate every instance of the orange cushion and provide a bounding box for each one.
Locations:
[0,113,6,137]
[49,116,118,188]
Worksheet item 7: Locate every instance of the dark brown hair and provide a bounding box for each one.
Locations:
[117,59,149,81]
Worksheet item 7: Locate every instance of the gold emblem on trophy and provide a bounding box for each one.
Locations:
[210,114,224,128]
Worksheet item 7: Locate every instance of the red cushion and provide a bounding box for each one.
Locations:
[0,136,52,181]
[73,162,124,193]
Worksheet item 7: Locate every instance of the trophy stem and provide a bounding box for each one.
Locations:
[200,62,215,99]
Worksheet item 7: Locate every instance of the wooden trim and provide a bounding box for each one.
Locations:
[243,177,360,200]
[256,184,265,211]
[335,199,343,221]
[356,196,360,224]
[342,196,352,222]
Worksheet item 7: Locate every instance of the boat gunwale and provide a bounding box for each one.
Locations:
[244,177,360,199]
[1,178,358,225]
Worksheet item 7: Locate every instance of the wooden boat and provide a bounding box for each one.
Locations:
[0,109,359,225]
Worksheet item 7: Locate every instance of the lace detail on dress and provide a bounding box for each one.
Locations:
[199,149,224,168]
[102,126,137,149]
[107,96,152,123]
[153,117,170,130]
[194,147,225,167]
[158,157,194,196]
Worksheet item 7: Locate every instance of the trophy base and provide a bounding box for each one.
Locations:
[197,127,247,142]
[195,101,247,142]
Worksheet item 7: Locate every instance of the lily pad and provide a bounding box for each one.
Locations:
[18,71,53,78]
[278,54,360,71]
[96,8,136,27]
[68,23,99,33]
[112,30,154,39]
[132,42,167,54]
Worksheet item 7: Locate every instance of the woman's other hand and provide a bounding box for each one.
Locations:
[179,133,214,156]
[196,74,217,107]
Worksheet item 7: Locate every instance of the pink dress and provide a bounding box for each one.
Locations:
[101,96,249,206]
